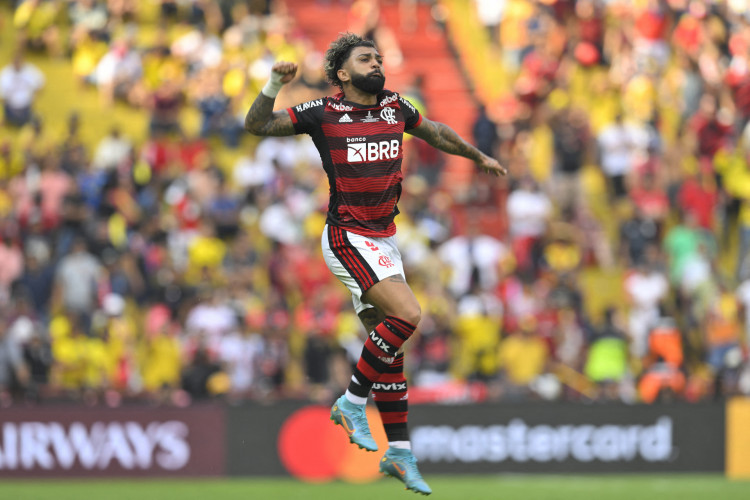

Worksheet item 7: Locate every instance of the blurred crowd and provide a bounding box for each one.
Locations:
[465,0,750,403]
[0,0,749,408]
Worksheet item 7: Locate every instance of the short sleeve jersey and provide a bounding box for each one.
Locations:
[286,90,422,237]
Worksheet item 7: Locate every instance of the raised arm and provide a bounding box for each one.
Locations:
[244,61,298,137]
[407,116,507,176]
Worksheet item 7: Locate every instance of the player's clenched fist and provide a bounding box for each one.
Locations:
[260,61,298,98]
[271,61,298,84]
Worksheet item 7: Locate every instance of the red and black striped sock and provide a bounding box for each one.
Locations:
[372,353,409,442]
[347,316,416,398]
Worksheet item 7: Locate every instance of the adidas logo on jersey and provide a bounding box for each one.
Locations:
[339,114,353,123]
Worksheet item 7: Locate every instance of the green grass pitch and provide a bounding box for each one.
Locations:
[0,475,747,500]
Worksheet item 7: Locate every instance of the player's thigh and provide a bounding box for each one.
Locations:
[361,274,421,326]
[322,225,400,313]
[322,224,420,325]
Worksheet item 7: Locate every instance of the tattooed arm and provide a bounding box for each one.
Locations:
[407,116,507,176]
[244,61,297,137]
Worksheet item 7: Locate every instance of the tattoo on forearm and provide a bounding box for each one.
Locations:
[358,308,385,333]
[433,122,482,161]
[244,94,294,136]
[413,120,482,161]
[244,93,273,130]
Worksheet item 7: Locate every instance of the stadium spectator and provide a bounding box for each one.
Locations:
[22,327,52,400]
[584,308,629,401]
[181,345,222,400]
[474,0,505,46]
[52,238,104,329]
[16,243,55,316]
[93,36,142,107]
[596,114,642,200]
[0,236,24,306]
[506,175,551,273]
[0,50,45,128]
[663,211,714,287]
[92,126,133,171]
[147,77,186,137]
[437,218,508,298]
[472,104,499,158]
[497,315,548,396]
[624,248,669,358]
[551,106,590,211]
[452,283,503,381]
[217,321,263,400]
[0,319,27,402]
[12,0,64,57]
[141,303,182,400]
[705,290,743,375]
[193,67,243,147]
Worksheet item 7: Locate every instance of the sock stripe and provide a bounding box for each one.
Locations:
[349,369,372,397]
[380,412,409,424]
[362,344,389,367]
[383,423,409,441]
[378,371,405,382]
[387,321,413,336]
[382,362,403,374]
[386,316,417,331]
[355,353,383,381]
[373,391,408,403]
[374,323,405,352]
[383,321,409,341]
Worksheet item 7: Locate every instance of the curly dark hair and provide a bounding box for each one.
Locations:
[324,32,378,89]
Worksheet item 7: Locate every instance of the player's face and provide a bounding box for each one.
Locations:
[342,46,385,95]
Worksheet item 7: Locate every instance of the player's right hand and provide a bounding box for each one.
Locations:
[272,61,298,84]
[477,154,507,177]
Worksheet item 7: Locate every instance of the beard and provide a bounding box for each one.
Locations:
[350,71,386,95]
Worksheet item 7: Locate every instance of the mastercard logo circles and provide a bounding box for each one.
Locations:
[277,405,389,483]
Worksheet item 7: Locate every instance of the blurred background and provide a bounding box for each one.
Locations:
[1,0,750,492]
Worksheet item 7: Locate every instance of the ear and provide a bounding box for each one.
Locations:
[337,68,350,84]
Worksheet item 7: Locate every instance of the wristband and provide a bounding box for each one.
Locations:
[261,71,284,98]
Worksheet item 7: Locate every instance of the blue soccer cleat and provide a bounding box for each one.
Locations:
[330,395,378,452]
[379,447,432,495]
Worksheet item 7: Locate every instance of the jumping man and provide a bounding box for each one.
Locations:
[245,32,506,495]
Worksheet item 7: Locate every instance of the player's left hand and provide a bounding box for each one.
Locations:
[477,155,507,177]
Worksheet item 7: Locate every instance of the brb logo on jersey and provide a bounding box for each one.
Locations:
[347,138,400,163]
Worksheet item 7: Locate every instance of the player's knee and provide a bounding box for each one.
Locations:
[398,304,421,328]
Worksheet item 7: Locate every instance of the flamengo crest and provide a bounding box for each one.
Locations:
[380,107,397,124]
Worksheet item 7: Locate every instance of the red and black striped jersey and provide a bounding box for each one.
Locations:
[286,90,422,237]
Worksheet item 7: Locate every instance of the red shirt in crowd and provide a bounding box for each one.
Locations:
[678,176,718,230]
[635,9,668,41]
[689,113,733,159]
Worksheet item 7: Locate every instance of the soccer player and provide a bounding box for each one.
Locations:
[245,33,506,495]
